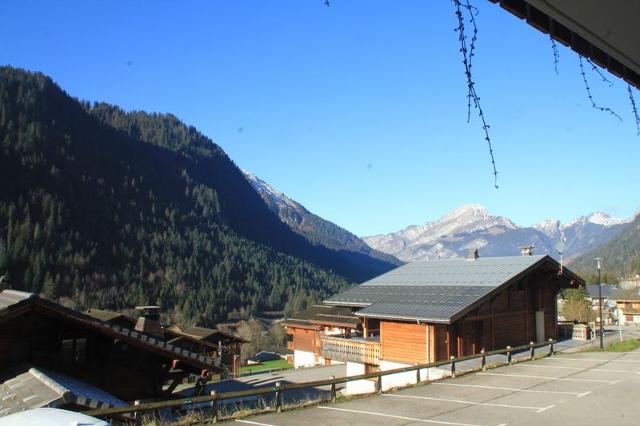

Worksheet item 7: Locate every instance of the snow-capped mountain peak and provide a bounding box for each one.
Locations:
[562,212,629,229]
[364,205,632,263]
[364,205,518,262]
[242,169,299,210]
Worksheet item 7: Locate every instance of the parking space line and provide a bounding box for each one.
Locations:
[514,364,583,370]
[544,357,609,362]
[545,357,640,363]
[477,372,615,383]
[433,382,584,396]
[382,393,554,412]
[236,420,277,426]
[515,364,639,374]
[317,406,492,426]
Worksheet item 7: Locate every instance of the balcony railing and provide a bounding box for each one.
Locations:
[321,335,381,366]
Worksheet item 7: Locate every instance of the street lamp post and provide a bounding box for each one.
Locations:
[595,258,603,349]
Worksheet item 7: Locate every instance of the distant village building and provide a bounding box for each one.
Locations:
[611,287,640,325]
[282,305,359,369]
[284,252,583,394]
[0,290,244,417]
[619,276,640,290]
[585,284,618,325]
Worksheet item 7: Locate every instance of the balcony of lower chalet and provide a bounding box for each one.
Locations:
[321,335,381,366]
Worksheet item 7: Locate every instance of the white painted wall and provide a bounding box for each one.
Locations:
[344,362,376,395]
[379,360,450,391]
[293,349,316,369]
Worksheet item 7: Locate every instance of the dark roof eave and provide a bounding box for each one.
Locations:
[355,311,451,325]
[322,300,371,308]
[307,319,359,328]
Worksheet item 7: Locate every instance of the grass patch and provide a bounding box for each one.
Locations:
[603,339,640,352]
[588,339,640,352]
[239,358,292,374]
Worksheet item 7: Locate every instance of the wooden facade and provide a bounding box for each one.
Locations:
[0,291,222,403]
[379,272,564,363]
[380,321,428,364]
[288,327,322,354]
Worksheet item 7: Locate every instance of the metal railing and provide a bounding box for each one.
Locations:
[321,335,381,366]
[83,339,555,421]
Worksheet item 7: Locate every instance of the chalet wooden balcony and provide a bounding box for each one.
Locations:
[321,335,381,366]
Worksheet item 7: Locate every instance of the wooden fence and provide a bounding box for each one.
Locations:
[83,339,556,421]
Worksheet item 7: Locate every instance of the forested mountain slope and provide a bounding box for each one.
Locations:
[571,212,640,283]
[0,67,395,325]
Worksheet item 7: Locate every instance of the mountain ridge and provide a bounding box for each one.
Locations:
[364,204,631,262]
[242,170,402,268]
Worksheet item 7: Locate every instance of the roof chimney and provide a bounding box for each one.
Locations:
[467,248,479,260]
[520,245,534,256]
[134,305,164,337]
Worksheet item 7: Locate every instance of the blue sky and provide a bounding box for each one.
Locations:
[2,1,639,236]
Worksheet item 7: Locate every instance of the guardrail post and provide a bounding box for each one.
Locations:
[275,381,283,413]
[530,341,535,360]
[450,356,456,377]
[210,390,218,423]
[330,376,336,402]
[507,346,512,365]
[415,363,421,384]
[133,400,141,426]
[481,348,486,371]
[375,375,382,394]
[549,338,554,356]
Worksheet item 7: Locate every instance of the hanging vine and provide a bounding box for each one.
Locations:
[585,58,614,87]
[453,0,498,189]
[550,37,559,74]
[628,84,640,136]
[578,55,622,121]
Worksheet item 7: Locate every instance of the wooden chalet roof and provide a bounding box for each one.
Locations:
[85,308,135,325]
[0,290,223,372]
[326,255,584,324]
[165,324,247,345]
[281,304,359,329]
[0,365,125,417]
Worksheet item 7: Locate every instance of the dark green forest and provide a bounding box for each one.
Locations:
[0,67,396,326]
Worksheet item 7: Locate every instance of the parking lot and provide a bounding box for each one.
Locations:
[233,348,640,426]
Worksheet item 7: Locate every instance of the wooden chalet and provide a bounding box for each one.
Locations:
[164,324,246,375]
[0,290,224,416]
[281,305,360,368]
[611,288,640,325]
[287,252,583,392]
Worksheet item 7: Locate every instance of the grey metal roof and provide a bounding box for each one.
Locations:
[0,290,35,311]
[0,366,125,416]
[585,284,617,299]
[325,255,568,323]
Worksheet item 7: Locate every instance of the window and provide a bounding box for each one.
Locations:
[61,337,88,368]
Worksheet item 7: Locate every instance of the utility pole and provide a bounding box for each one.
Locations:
[595,257,603,349]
